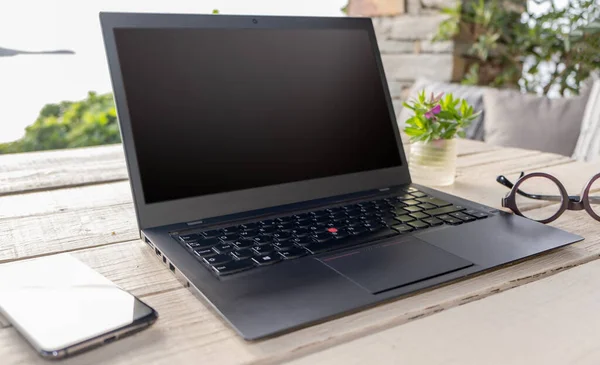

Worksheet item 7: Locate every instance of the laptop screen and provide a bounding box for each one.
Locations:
[114,27,402,204]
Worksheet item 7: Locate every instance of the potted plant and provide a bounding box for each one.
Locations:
[403,91,481,186]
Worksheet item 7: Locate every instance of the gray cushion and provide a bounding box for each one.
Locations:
[572,80,600,161]
[483,88,590,156]
[397,78,487,141]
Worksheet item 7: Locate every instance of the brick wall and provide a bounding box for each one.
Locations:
[348,0,458,115]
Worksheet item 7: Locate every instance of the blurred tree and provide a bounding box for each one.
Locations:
[0,92,120,154]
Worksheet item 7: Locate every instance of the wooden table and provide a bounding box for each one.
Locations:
[1,139,599,364]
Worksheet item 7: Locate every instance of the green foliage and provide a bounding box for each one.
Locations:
[0,92,120,154]
[435,0,600,96]
[403,91,481,143]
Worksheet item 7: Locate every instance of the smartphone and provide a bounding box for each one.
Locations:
[0,254,157,359]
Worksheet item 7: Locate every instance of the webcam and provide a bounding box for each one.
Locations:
[252,18,258,24]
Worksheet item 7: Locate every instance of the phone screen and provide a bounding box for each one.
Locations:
[0,254,155,353]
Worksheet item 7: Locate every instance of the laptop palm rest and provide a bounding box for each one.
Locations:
[319,237,473,294]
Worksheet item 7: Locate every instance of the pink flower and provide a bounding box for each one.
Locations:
[425,104,441,119]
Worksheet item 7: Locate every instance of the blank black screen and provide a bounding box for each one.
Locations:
[114,27,401,204]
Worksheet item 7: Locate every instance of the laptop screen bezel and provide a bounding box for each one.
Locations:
[100,12,411,230]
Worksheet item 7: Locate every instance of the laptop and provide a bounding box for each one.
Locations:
[100,12,582,340]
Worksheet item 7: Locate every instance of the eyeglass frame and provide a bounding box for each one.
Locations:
[497,171,600,224]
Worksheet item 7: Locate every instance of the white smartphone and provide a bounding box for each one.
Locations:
[0,254,157,359]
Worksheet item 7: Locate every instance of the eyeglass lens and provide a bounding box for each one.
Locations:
[515,175,562,221]
[589,177,600,216]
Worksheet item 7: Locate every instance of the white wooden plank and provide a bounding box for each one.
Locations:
[0,181,132,219]
[0,203,138,262]
[0,144,126,195]
[287,258,600,365]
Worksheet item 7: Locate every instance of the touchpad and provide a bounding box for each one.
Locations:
[319,237,473,294]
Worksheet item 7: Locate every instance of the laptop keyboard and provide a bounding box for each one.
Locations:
[175,187,490,277]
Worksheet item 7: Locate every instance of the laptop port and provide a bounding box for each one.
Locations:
[162,256,167,264]
[169,263,176,272]
[155,247,161,256]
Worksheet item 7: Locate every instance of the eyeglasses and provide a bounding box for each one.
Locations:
[496,172,600,223]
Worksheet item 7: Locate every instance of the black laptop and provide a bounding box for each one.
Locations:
[100,12,582,340]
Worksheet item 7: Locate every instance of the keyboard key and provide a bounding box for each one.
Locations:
[450,212,476,222]
[409,212,429,220]
[193,248,218,259]
[232,239,254,249]
[292,228,310,237]
[363,221,385,231]
[193,237,220,249]
[408,220,429,230]
[212,259,255,276]
[403,206,423,213]
[252,245,274,256]
[395,215,415,223]
[293,213,311,220]
[277,216,295,223]
[438,214,463,225]
[381,217,400,226]
[391,201,407,209]
[308,224,328,233]
[418,203,437,210]
[231,248,254,260]
[313,232,333,242]
[213,243,235,254]
[464,209,489,219]
[406,187,419,192]
[392,224,414,233]
[258,226,277,234]
[179,233,200,242]
[252,254,282,266]
[253,235,273,245]
[218,234,239,243]
[202,230,222,238]
[329,211,347,220]
[278,247,308,259]
[273,231,292,241]
[346,210,362,219]
[423,217,444,226]
[417,197,452,207]
[241,222,259,230]
[311,210,329,218]
[411,191,427,198]
[296,220,314,228]
[293,236,315,246]
[347,225,367,235]
[203,254,232,266]
[260,219,277,226]
[272,240,296,251]
[327,207,345,214]
[277,222,295,230]
[425,205,465,216]
[222,226,240,234]
[396,193,414,201]
[376,211,395,219]
[239,229,259,238]
[185,241,202,250]
[403,200,421,206]
[331,229,350,240]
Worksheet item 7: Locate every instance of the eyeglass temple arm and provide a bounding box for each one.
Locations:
[496,174,562,202]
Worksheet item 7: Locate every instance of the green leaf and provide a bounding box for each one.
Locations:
[404,127,423,137]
